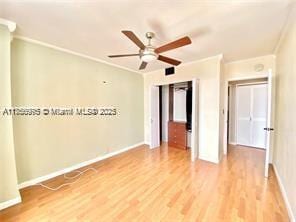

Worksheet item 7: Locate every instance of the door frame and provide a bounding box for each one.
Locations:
[264,71,273,178]
[223,69,274,177]
[150,85,160,149]
[149,78,199,162]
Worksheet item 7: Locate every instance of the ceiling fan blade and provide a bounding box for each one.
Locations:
[139,61,148,70]
[158,55,181,66]
[122,31,145,49]
[155,36,192,53]
[108,53,139,58]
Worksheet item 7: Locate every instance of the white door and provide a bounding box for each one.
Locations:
[264,71,274,177]
[236,84,268,148]
[252,84,268,148]
[236,85,252,146]
[150,86,160,149]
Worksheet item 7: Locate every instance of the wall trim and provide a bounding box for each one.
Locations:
[273,6,296,54]
[273,164,295,222]
[13,35,224,76]
[227,73,269,82]
[173,53,223,68]
[225,54,275,65]
[228,142,237,146]
[18,142,145,189]
[0,18,16,32]
[145,54,223,75]
[0,196,21,211]
[13,35,142,75]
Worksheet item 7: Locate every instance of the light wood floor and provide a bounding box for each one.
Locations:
[0,144,289,222]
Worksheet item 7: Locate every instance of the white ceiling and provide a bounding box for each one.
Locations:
[0,0,294,73]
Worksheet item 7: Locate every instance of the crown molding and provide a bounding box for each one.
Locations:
[225,54,275,65]
[273,5,296,54]
[144,53,224,75]
[13,35,223,76]
[183,53,224,65]
[13,35,142,75]
[0,18,16,32]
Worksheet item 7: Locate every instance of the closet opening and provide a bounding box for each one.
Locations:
[160,81,192,150]
[150,79,199,161]
[228,78,268,149]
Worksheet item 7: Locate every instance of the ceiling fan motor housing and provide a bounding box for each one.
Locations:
[146,32,155,39]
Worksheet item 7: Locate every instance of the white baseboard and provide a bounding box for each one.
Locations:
[273,164,295,222]
[18,142,144,189]
[228,142,237,145]
[0,196,21,211]
[199,155,220,164]
[144,140,150,145]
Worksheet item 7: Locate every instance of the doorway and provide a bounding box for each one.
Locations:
[225,71,274,177]
[150,79,199,162]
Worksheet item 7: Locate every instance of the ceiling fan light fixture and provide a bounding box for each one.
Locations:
[140,47,158,62]
[141,53,157,62]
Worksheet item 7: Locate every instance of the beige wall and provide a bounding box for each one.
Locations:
[0,25,20,204]
[274,11,296,220]
[11,39,144,183]
[144,55,222,163]
[225,55,275,80]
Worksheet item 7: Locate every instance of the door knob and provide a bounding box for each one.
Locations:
[264,128,274,131]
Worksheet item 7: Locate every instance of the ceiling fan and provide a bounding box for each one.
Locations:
[108,31,192,70]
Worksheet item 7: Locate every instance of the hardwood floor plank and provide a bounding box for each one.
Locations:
[0,144,290,221]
